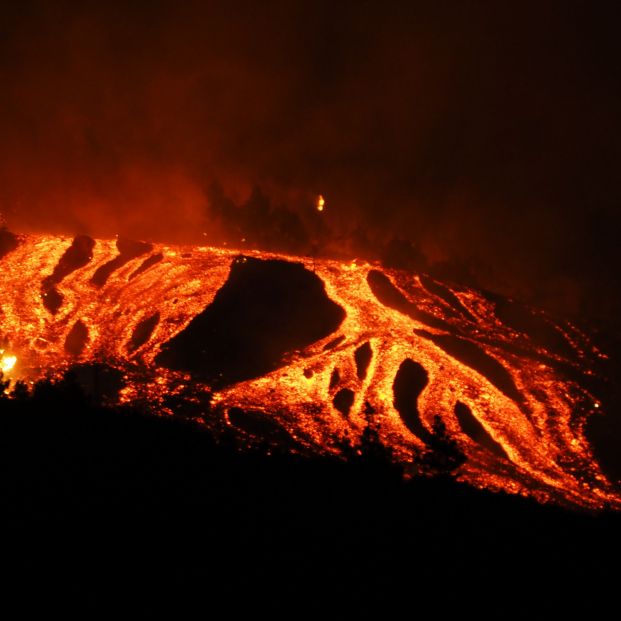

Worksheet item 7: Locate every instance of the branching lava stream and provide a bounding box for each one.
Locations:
[0,233,617,510]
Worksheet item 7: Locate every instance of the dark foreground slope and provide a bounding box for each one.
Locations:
[1,377,619,616]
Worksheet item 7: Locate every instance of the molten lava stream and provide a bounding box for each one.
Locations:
[0,233,617,510]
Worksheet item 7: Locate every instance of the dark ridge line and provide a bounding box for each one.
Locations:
[367,269,451,332]
[393,359,431,442]
[454,401,508,460]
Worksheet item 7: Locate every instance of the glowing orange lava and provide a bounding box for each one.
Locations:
[1,351,17,374]
[0,233,618,510]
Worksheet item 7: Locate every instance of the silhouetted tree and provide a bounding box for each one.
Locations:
[241,185,271,246]
[10,379,30,401]
[271,205,309,253]
[0,371,9,399]
[380,237,428,272]
[335,404,402,480]
[414,415,466,477]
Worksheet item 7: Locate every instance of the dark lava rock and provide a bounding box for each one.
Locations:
[64,320,89,357]
[333,388,355,416]
[414,329,523,406]
[323,335,345,351]
[454,401,508,459]
[41,286,64,315]
[41,235,95,314]
[116,236,153,258]
[44,234,95,287]
[91,237,153,287]
[354,341,373,380]
[393,358,430,442]
[127,312,160,353]
[419,274,476,322]
[329,367,341,390]
[156,256,345,388]
[367,269,450,331]
[128,253,163,281]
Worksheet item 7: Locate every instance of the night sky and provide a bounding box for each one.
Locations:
[1,1,620,323]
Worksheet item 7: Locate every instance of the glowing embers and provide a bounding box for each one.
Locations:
[1,352,17,374]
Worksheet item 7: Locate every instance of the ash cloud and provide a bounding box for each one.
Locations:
[1,1,620,323]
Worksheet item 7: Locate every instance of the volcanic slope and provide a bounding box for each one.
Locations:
[0,233,617,509]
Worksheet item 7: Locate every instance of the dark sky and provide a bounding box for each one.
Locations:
[1,1,620,322]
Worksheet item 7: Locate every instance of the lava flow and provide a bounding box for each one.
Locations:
[0,233,618,510]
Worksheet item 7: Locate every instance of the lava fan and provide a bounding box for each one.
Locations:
[0,233,618,509]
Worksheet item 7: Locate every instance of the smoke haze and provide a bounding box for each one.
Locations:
[1,1,620,322]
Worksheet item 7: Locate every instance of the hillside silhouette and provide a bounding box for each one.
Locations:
[1,371,618,615]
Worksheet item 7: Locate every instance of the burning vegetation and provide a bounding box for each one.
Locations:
[0,231,618,510]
